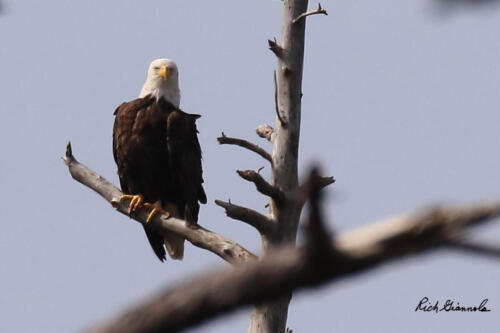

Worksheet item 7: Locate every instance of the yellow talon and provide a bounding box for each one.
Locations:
[119,197,169,222]
[144,201,170,223]
[146,208,159,223]
[131,195,144,213]
[120,194,144,215]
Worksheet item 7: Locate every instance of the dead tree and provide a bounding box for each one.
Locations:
[243,2,328,332]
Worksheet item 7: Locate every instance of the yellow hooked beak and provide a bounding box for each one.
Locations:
[158,65,168,80]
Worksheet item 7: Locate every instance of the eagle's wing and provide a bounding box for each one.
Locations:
[113,97,167,262]
[167,110,206,223]
[112,96,156,190]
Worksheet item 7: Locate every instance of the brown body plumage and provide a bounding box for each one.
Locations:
[112,94,206,261]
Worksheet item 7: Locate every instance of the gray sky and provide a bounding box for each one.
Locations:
[1,1,500,332]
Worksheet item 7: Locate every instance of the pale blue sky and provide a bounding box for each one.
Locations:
[1,1,500,332]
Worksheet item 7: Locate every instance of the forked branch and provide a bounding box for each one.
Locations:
[63,142,256,264]
[292,3,328,24]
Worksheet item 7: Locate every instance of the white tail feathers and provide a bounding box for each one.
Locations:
[163,232,185,260]
[161,202,184,260]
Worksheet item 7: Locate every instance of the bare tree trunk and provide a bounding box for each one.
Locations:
[248,1,309,332]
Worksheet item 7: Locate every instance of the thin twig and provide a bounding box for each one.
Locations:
[274,70,287,126]
[292,3,328,24]
[63,142,256,264]
[217,133,272,163]
[446,238,500,260]
[237,169,285,205]
[215,200,275,235]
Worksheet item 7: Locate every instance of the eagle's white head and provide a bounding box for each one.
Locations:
[139,58,180,108]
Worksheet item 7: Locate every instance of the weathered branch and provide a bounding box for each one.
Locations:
[268,38,284,58]
[215,200,275,235]
[237,169,285,205]
[217,133,272,163]
[292,3,328,24]
[256,124,275,142]
[63,142,256,264]
[88,200,500,333]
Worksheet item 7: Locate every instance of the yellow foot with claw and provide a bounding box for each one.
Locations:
[143,201,170,223]
[120,194,144,215]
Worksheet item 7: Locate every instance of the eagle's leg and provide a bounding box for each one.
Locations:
[120,194,144,215]
[144,200,170,223]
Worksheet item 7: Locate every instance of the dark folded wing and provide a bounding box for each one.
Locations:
[112,96,167,262]
[167,110,206,223]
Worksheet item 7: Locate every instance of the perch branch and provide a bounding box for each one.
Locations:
[63,142,256,264]
[215,200,275,235]
[256,124,275,142]
[237,169,285,204]
[88,195,500,333]
[217,133,272,163]
[292,3,328,24]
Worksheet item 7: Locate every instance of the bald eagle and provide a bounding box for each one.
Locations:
[112,59,206,261]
